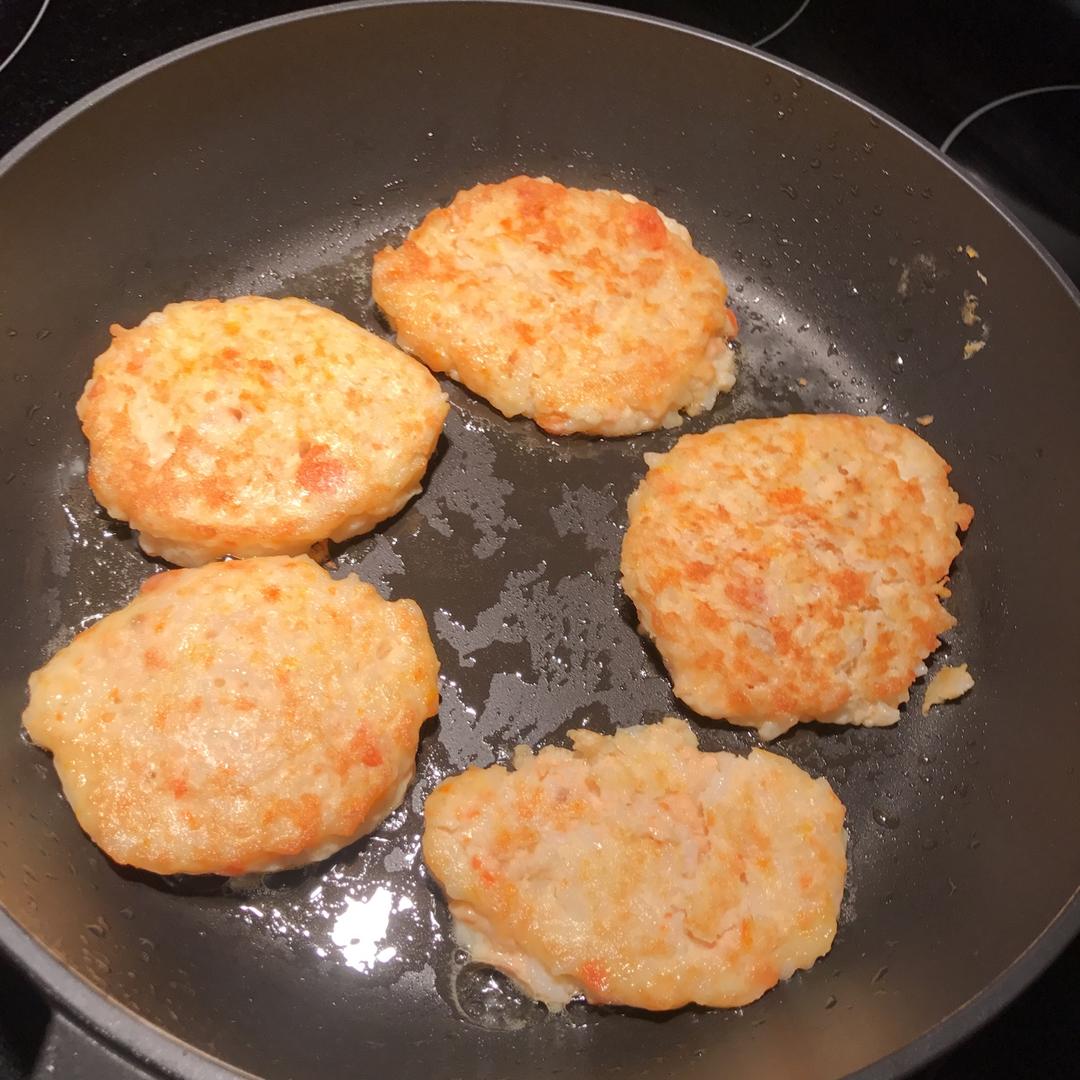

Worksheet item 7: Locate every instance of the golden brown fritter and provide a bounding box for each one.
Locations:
[373,176,738,436]
[423,718,846,1010]
[78,296,448,566]
[23,556,440,875]
[621,415,973,738]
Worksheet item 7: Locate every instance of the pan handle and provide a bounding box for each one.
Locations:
[32,1012,160,1080]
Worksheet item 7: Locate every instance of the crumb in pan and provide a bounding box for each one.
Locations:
[921,663,974,715]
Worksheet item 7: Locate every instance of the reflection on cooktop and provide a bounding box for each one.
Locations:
[610,0,811,46]
[0,1,49,77]
[761,0,1080,286]
[764,0,1080,143]
[943,87,1080,284]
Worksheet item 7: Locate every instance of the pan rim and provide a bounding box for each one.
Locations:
[1,0,1078,313]
[1,2,1078,1078]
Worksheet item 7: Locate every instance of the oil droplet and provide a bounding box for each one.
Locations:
[564,998,595,1028]
[451,964,546,1031]
[873,805,901,829]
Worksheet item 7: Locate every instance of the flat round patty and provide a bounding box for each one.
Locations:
[372,176,738,436]
[22,556,440,876]
[621,415,974,739]
[77,296,448,566]
[423,717,847,1011]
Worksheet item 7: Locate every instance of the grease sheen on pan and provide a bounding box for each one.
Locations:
[77,296,449,566]
[372,176,738,436]
[621,414,974,739]
[422,717,847,1011]
[22,556,440,876]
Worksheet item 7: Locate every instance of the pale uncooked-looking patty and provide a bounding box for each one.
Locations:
[77,296,448,566]
[22,556,440,875]
[621,415,974,739]
[372,176,738,436]
[423,717,847,1011]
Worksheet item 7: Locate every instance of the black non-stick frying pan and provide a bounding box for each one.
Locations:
[1,2,1078,1078]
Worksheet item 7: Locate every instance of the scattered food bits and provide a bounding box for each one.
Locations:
[307,539,331,564]
[916,415,934,427]
[976,270,988,285]
[922,664,974,715]
[963,340,986,360]
[797,377,808,387]
[960,291,981,327]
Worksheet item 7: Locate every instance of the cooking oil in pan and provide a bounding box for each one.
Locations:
[22,202,977,1034]
[450,961,547,1031]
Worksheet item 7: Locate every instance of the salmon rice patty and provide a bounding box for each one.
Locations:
[22,556,440,876]
[621,414,974,739]
[372,176,739,436]
[77,296,449,566]
[423,717,847,1011]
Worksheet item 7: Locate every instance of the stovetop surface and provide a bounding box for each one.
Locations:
[1,2,1078,1078]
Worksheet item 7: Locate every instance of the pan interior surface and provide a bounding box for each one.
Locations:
[1,3,1078,1078]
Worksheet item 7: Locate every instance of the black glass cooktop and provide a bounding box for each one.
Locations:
[1,3,1077,1078]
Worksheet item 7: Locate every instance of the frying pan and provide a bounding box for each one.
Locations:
[1,2,1078,1078]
